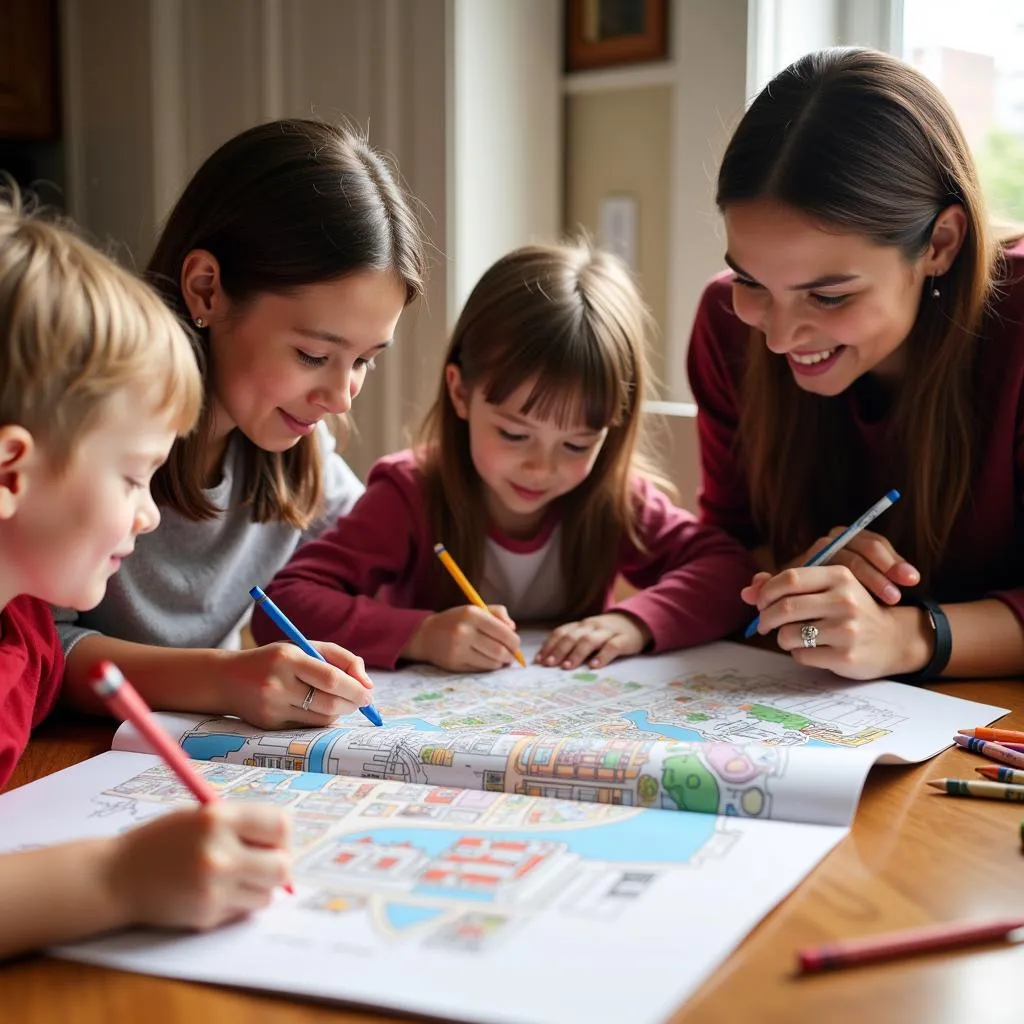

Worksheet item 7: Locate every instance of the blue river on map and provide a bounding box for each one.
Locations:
[181,734,247,760]
[344,803,716,866]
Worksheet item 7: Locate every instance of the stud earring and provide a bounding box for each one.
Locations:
[194,316,206,328]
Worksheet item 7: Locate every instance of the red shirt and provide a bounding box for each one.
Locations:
[686,244,1024,627]
[0,595,64,788]
[255,450,756,668]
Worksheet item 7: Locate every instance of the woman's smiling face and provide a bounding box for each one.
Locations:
[723,198,929,395]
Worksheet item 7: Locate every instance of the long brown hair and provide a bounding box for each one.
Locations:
[148,119,425,527]
[418,241,670,618]
[716,47,1002,580]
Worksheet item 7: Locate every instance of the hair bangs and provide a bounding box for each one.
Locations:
[480,321,623,431]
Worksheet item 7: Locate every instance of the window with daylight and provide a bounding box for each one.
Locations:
[903,0,1024,223]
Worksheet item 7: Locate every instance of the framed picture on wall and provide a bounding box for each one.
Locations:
[565,0,669,72]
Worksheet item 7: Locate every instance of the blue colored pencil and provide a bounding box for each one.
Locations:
[744,489,901,639]
[249,585,383,727]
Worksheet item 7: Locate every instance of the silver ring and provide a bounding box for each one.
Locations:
[300,685,316,711]
[801,623,820,648]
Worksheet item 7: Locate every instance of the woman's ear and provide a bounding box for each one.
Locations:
[180,249,224,324]
[0,425,36,520]
[445,364,471,420]
[926,204,968,277]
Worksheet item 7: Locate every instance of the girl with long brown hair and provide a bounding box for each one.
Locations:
[688,47,1024,680]
[54,119,426,726]
[258,241,753,671]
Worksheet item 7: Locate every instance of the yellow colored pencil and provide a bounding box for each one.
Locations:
[433,542,526,668]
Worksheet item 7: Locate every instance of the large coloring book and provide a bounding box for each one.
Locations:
[0,637,1006,1024]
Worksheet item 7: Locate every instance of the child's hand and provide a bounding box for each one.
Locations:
[222,642,374,728]
[403,605,521,671]
[107,802,292,931]
[537,613,651,670]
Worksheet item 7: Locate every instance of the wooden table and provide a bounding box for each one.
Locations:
[4,681,1024,1024]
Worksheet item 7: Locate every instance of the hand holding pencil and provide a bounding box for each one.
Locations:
[402,544,525,672]
[89,661,294,929]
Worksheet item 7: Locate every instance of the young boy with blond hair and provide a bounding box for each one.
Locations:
[0,194,292,960]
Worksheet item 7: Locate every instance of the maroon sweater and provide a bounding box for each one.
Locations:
[686,244,1024,628]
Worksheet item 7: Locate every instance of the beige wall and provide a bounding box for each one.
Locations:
[564,86,671,390]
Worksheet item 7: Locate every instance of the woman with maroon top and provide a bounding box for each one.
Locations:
[687,47,1024,681]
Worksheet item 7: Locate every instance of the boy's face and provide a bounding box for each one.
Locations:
[3,388,176,610]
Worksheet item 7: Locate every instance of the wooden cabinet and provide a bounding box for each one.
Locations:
[0,0,59,139]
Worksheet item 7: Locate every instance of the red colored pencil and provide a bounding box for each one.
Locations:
[798,917,1024,973]
[90,660,293,894]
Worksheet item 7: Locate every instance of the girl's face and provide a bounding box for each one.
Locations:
[446,367,609,537]
[723,199,928,396]
[206,270,406,452]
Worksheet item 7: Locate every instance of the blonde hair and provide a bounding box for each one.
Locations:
[418,240,672,619]
[0,191,202,464]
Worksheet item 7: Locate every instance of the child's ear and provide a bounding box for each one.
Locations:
[180,248,223,324]
[0,425,35,520]
[445,364,470,420]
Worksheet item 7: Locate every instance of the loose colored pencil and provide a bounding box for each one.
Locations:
[928,778,1024,802]
[433,543,527,667]
[954,734,1024,770]
[976,765,1024,784]
[959,726,1024,744]
[797,917,1024,973]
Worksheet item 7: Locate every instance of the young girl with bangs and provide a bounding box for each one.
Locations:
[54,118,426,728]
[255,241,754,672]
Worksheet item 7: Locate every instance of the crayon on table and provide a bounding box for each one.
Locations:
[976,765,1024,784]
[928,778,1024,802]
[433,543,527,667]
[796,916,1024,973]
[249,585,383,727]
[959,726,1024,744]
[953,734,1024,770]
[89,660,294,893]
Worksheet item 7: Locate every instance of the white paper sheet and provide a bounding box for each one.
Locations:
[0,751,847,1024]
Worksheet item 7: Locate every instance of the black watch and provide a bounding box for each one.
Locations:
[897,596,952,682]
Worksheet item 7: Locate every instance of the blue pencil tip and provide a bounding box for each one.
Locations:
[743,616,760,640]
[248,585,263,600]
[362,704,384,727]
[886,489,901,502]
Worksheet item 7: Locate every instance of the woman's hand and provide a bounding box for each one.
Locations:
[221,642,375,728]
[743,565,932,680]
[537,613,651,671]
[402,605,521,672]
[108,802,292,931]
[779,528,920,605]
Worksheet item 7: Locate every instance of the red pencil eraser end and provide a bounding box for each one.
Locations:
[88,660,116,681]
[797,950,822,973]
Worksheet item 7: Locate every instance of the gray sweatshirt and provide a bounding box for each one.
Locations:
[53,423,363,654]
